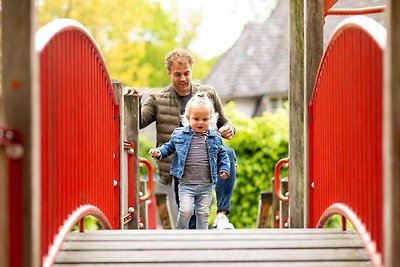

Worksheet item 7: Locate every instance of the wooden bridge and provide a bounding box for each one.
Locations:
[1,1,399,267]
[54,229,370,266]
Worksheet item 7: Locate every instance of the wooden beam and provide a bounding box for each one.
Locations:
[114,81,128,229]
[257,191,273,228]
[303,0,324,227]
[384,1,400,266]
[289,0,305,228]
[125,94,141,229]
[155,193,174,229]
[1,0,40,266]
[115,81,141,230]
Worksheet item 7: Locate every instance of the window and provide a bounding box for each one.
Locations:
[269,98,279,112]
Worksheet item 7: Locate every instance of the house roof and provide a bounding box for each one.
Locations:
[203,0,385,100]
[203,0,289,99]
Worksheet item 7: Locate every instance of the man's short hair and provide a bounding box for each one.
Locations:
[164,48,195,70]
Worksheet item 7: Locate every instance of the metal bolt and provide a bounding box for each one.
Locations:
[5,130,14,140]
[128,207,135,213]
[127,148,134,155]
[139,192,144,197]
[285,192,289,197]
[113,180,118,187]
[311,182,315,189]
[6,144,24,159]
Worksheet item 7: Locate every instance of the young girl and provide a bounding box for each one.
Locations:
[149,92,230,229]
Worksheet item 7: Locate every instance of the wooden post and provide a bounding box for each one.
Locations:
[155,193,174,229]
[271,177,280,228]
[114,80,131,229]
[280,178,289,228]
[140,180,149,229]
[1,0,40,266]
[125,93,141,229]
[270,177,288,228]
[384,1,400,266]
[116,80,141,229]
[289,0,305,228]
[303,0,323,227]
[256,191,273,228]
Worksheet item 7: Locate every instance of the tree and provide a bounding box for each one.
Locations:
[37,0,208,87]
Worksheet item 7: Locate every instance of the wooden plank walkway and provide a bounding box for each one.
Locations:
[54,228,371,266]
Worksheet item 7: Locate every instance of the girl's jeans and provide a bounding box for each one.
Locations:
[174,147,236,229]
[176,183,214,229]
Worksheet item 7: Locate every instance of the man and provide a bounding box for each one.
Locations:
[129,48,236,229]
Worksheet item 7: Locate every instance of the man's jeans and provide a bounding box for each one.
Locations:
[176,183,214,229]
[174,147,236,229]
[216,147,236,214]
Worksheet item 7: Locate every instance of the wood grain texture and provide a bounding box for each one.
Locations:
[303,0,324,227]
[55,229,371,266]
[384,1,400,266]
[155,193,174,229]
[1,0,40,266]
[289,0,305,228]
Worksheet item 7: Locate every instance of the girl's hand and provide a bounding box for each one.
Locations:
[219,171,228,179]
[149,149,161,158]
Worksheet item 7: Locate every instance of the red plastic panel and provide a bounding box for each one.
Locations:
[324,0,339,15]
[146,196,157,229]
[37,20,120,260]
[308,17,385,254]
[1,129,24,267]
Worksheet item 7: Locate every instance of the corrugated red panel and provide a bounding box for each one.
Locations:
[37,21,120,260]
[309,17,384,254]
[2,130,24,267]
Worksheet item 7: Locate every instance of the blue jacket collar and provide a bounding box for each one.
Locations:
[182,125,217,136]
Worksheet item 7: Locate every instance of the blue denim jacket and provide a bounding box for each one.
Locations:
[157,126,230,183]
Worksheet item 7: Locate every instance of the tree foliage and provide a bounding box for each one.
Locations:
[224,102,289,228]
[37,0,211,87]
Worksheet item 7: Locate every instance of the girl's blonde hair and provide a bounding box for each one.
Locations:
[181,92,219,129]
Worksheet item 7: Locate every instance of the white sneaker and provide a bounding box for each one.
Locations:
[212,215,235,230]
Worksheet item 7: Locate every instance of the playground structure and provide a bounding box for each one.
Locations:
[1,0,399,266]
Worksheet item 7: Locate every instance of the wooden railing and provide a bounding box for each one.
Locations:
[308,16,385,266]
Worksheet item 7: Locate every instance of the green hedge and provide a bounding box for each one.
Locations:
[224,102,289,228]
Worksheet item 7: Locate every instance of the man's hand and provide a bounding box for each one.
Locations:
[123,86,143,98]
[218,125,234,139]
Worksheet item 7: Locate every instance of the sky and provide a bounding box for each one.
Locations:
[159,0,276,59]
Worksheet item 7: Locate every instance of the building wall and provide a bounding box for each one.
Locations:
[223,97,258,117]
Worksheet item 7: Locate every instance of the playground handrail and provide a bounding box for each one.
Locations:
[36,19,120,261]
[308,16,385,265]
[273,158,289,203]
